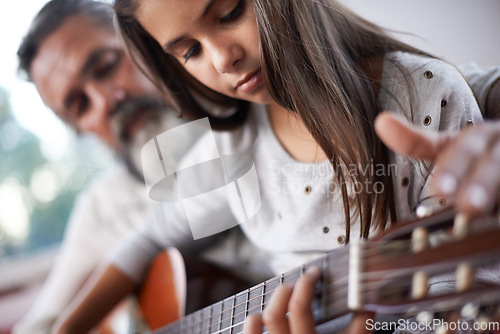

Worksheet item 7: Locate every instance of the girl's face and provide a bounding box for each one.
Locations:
[136,0,274,105]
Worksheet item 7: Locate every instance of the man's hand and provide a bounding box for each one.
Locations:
[375,111,500,218]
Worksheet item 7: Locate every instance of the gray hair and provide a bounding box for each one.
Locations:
[17,0,115,81]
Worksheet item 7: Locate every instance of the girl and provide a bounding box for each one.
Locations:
[55,0,500,333]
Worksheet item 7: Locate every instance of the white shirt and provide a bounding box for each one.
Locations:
[111,51,484,280]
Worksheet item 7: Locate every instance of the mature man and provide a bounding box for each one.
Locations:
[13,1,268,333]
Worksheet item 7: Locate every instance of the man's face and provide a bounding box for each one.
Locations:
[31,15,164,149]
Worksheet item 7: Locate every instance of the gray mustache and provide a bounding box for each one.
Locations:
[109,96,167,142]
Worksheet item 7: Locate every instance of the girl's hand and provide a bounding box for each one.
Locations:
[375,111,500,218]
[244,266,320,334]
[243,267,374,334]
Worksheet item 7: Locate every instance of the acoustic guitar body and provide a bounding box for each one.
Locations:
[136,247,255,332]
[137,248,186,331]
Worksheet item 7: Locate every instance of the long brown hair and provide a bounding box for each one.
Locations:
[114,0,249,130]
[114,0,430,241]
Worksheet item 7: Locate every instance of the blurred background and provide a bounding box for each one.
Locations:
[0,0,499,332]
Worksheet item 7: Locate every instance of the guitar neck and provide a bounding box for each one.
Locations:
[153,247,351,334]
[152,212,500,334]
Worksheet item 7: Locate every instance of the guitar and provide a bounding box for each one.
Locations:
[131,247,257,332]
[146,210,500,334]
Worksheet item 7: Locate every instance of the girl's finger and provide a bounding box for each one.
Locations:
[288,267,321,334]
[262,284,294,334]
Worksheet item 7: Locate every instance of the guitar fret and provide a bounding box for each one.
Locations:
[260,281,266,312]
[221,297,234,333]
[237,289,250,333]
[232,290,248,333]
[232,291,247,333]
[210,302,222,333]
[208,305,213,334]
[230,295,235,333]
[245,289,249,317]
[247,284,263,316]
[263,278,279,307]
[284,267,300,285]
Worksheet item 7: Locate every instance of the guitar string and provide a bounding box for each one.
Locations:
[156,240,412,333]
[181,268,351,329]
[169,240,454,334]
[175,264,491,334]
[159,266,497,333]
[167,290,353,334]
[157,228,500,334]
[162,274,358,330]
[162,244,411,334]
[161,270,351,333]
[155,218,500,333]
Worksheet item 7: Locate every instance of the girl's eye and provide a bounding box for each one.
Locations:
[182,0,245,63]
[220,0,245,24]
[183,42,201,62]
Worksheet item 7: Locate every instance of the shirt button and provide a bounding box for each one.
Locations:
[466,120,474,127]
[401,177,410,187]
[337,235,346,244]
[423,116,432,126]
[441,100,447,107]
[323,226,329,234]
[305,185,312,194]
[424,70,434,79]
[438,198,447,207]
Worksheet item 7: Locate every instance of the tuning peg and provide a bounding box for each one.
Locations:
[453,213,470,239]
[435,324,448,334]
[456,263,474,292]
[461,302,479,320]
[415,205,435,218]
[411,271,429,299]
[411,227,429,253]
[416,310,434,325]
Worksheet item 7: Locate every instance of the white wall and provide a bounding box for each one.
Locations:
[340,0,500,67]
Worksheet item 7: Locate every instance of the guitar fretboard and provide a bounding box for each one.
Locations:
[153,247,350,334]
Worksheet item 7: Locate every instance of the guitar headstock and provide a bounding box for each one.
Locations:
[355,209,500,324]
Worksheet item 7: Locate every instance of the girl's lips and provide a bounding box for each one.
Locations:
[236,70,263,94]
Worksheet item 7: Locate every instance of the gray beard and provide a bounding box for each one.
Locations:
[119,110,182,183]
